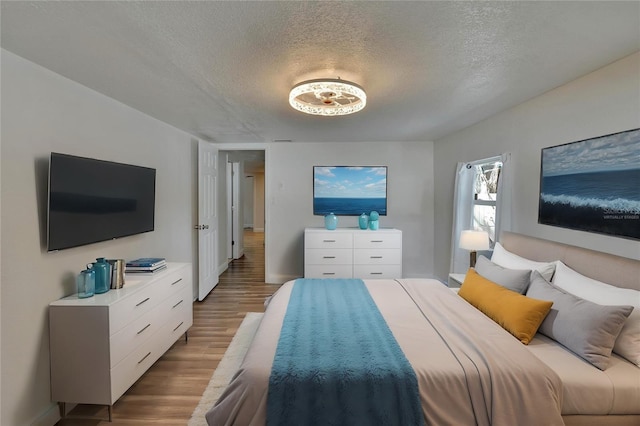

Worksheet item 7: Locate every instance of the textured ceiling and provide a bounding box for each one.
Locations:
[1,1,639,144]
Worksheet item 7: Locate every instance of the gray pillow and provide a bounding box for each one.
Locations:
[474,255,531,294]
[526,271,633,370]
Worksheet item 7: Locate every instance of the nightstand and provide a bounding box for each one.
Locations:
[448,273,466,288]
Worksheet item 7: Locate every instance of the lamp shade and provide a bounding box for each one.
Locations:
[459,230,490,251]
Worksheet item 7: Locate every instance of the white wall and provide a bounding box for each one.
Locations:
[253,172,265,232]
[433,52,640,280]
[0,50,196,426]
[243,176,254,228]
[265,141,435,283]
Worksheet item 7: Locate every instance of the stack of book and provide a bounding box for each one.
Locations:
[125,257,167,274]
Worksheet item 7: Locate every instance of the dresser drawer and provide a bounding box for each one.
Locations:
[354,264,402,279]
[353,248,402,265]
[110,301,164,368]
[158,283,192,328]
[156,295,192,355]
[354,232,402,249]
[305,248,353,265]
[304,264,353,279]
[305,232,353,249]
[109,268,186,335]
[110,328,163,402]
[109,284,168,336]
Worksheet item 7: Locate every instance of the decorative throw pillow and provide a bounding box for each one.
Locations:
[526,271,633,370]
[474,255,531,294]
[459,269,553,344]
[552,261,640,367]
[491,242,556,281]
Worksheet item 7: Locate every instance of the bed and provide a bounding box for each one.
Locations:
[206,232,640,426]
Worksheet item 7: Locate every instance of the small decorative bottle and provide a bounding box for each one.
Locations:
[324,212,338,230]
[358,213,369,230]
[369,210,380,230]
[76,266,95,299]
[93,257,110,294]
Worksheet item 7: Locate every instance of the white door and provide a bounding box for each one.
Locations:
[232,162,244,259]
[197,140,219,301]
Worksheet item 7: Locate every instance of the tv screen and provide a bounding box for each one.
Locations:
[47,153,156,251]
[313,166,387,216]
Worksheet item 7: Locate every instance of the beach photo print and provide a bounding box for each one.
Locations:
[538,128,640,240]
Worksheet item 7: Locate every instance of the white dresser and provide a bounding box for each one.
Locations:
[304,228,402,279]
[49,262,193,419]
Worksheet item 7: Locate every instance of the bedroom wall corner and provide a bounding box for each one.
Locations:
[0,49,196,426]
[432,52,640,281]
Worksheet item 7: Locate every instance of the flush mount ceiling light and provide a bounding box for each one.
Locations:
[289,78,366,116]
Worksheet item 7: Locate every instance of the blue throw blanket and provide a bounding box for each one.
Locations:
[267,278,423,426]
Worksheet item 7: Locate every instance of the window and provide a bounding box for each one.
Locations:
[471,160,502,244]
[450,153,511,274]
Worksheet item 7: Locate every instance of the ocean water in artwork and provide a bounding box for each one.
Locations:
[314,197,387,216]
[539,168,640,239]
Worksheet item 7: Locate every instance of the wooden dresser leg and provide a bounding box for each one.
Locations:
[108,405,113,422]
[185,330,188,343]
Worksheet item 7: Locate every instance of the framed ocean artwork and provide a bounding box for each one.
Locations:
[313,166,388,216]
[538,128,640,240]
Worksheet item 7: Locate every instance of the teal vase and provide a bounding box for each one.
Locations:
[324,213,338,230]
[76,267,95,298]
[358,213,369,230]
[93,257,110,294]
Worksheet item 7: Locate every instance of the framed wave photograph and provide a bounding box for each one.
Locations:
[538,128,640,240]
[313,166,388,216]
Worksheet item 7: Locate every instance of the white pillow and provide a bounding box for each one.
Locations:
[552,261,639,367]
[491,242,556,281]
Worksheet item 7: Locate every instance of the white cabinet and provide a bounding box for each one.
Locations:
[49,263,193,416]
[304,228,402,279]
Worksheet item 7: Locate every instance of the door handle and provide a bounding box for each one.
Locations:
[194,225,210,230]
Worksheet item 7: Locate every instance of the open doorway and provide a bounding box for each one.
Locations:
[220,149,266,278]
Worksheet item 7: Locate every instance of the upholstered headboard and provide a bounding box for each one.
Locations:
[500,231,640,291]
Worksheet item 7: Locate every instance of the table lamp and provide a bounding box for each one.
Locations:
[459,230,490,268]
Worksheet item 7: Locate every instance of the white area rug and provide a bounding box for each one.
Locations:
[188,312,264,426]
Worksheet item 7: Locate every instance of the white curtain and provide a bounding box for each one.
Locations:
[449,162,475,274]
[495,152,513,240]
[449,153,512,274]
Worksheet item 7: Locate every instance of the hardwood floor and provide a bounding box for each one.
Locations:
[58,230,279,425]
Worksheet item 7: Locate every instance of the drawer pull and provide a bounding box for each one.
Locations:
[370,272,383,275]
[370,256,383,259]
[322,272,336,276]
[171,278,182,286]
[172,299,184,309]
[173,321,184,332]
[138,352,151,364]
[370,240,384,243]
[137,323,151,335]
[323,256,336,259]
[322,239,336,243]
[135,297,150,307]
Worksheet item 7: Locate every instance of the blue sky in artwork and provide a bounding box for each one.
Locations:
[542,129,640,176]
[314,166,387,198]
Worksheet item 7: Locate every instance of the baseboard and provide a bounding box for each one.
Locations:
[217,260,229,277]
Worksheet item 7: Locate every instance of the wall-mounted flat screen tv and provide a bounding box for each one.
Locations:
[47,153,156,251]
[313,166,387,216]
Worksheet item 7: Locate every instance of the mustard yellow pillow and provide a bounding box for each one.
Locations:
[459,269,553,344]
